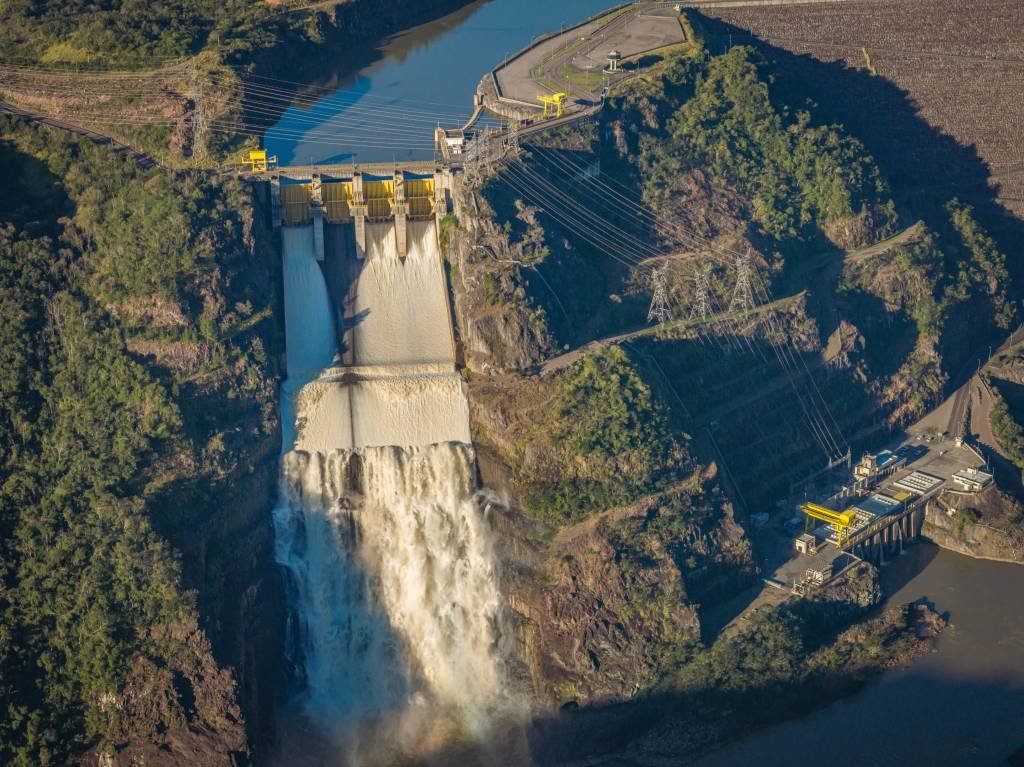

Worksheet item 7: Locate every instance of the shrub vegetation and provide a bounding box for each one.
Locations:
[0,115,277,765]
[522,346,685,524]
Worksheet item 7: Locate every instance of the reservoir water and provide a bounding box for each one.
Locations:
[265,0,613,165]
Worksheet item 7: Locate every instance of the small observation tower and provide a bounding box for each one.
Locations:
[605,50,622,73]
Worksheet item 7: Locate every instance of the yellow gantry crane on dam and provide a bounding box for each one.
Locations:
[800,502,858,546]
[538,91,568,119]
[245,149,277,173]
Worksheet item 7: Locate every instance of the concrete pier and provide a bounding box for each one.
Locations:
[393,170,409,259]
[845,504,923,564]
[270,177,283,230]
[352,172,367,260]
[310,174,325,261]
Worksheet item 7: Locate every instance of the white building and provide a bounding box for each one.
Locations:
[952,467,994,492]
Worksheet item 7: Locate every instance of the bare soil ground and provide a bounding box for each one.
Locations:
[701,0,1024,218]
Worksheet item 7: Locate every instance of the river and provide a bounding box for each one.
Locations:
[694,544,1024,767]
[265,0,613,165]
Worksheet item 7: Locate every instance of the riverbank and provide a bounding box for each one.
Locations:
[691,544,1024,766]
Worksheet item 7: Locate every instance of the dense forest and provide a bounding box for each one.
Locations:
[0,115,280,764]
[0,0,313,68]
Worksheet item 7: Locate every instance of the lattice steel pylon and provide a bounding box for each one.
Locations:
[187,62,206,165]
[506,121,520,155]
[689,263,713,321]
[728,252,757,314]
[647,264,673,324]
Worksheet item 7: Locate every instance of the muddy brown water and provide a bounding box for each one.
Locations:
[693,543,1024,767]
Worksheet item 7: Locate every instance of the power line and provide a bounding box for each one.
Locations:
[513,149,847,458]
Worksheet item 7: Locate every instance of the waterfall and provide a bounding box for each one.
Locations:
[276,446,509,737]
[273,218,513,760]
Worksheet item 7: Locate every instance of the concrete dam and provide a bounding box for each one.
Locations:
[270,166,512,759]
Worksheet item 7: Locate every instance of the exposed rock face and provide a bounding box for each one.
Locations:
[121,190,289,764]
[507,483,754,708]
[466,367,756,708]
[446,174,760,711]
[176,431,288,758]
[167,195,288,762]
[82,624,248,767]
[923,489,1024,564]
[806,561,883,619]
[525,514,700,706]
[445,185,557,373]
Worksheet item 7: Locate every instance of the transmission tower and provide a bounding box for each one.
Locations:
[187,63,206,165]
[647,264,672,324]
[728,252,757,314]
[506,121,520,155]
[688,263,713,321]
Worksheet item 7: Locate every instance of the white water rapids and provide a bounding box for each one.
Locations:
[273,222,512,760]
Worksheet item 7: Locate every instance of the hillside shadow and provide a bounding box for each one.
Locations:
[0,135,72,231]
[395,650,1024,767]
[836,288,917,375]
[520,670,1024,766]
[695,15,1024,287]
[484,160,649,346]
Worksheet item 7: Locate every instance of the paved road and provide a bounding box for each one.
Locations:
[536,291,804,374]
[845,220,924,264]
[945,379,971,438]
[537,323,650,375]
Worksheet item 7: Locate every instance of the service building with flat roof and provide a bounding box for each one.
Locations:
[952,467,994,492]
[893,471,944,495]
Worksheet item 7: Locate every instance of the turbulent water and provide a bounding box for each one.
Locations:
[273,220,511,762]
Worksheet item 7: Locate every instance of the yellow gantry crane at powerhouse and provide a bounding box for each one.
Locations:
[800,502,858,546]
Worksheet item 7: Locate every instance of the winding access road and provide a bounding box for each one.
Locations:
[537,291,805,374]
[0,98,162,170]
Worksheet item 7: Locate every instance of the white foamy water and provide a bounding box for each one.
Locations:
[273,216,511,760]
[277,446,508,737]
[353,221,456,367]
[294,373,471,454]
[293,219,471,454]
[279,225,338,451]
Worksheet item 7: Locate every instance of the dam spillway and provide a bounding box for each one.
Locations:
[293,220,471,453]
[272,192,509,758]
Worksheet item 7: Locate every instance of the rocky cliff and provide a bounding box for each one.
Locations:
[446,194,558,374]
[0,117,287,766]
[448,227,758,711]
[924,488,1024,564]
[506,473,754,708]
